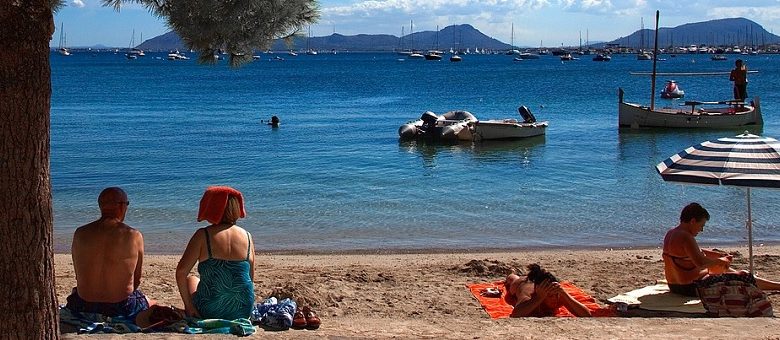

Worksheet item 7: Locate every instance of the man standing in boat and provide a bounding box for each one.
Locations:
[729,59,748,102]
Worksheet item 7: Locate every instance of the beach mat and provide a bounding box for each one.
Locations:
[607,282,705,314]
[467,281,615,318]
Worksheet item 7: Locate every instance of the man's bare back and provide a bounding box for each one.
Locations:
[72,218,143,302]
[66,187,149,317]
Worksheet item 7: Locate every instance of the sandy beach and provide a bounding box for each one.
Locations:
[57,245,780,339]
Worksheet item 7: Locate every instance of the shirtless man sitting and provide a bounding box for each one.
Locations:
[505,264,592,317]
[663,202,780,297]
[64,187,150,317]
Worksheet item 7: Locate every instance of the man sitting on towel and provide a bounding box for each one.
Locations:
[505,264,592,317]
[663,202,780,297]
[64,187,150,318]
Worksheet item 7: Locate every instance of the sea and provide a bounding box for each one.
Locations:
[50,51,780,254]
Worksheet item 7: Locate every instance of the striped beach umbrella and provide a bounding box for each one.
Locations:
[656,132,780,273]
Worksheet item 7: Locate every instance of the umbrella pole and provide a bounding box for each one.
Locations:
[747,187,754,273]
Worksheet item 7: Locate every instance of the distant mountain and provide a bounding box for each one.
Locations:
[138,18,780,52]
[137,31,184,51]
[138,24,511,52]
[602,17,780,48]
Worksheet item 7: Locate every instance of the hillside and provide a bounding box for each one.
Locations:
[604,17,780,48]
[138,24,510,52]
[137,18,780,52]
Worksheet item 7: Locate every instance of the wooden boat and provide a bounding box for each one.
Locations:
[617,11,763,129]
[619,89,762,128]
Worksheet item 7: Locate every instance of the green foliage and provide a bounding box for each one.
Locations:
[103,0,319,67]
[51,0,66,12]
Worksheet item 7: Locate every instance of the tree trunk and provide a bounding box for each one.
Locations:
[0,1,59,339]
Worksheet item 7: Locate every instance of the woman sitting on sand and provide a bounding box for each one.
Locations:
[176,186,255,320]
[505,264,592,317]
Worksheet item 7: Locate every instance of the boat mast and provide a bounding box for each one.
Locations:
[410,20,414,51]
[510,22,514,50]
[650,10,660,111]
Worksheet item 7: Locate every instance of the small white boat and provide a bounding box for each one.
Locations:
[424,50,443,60]
[166,51,190,60]
[471,107,548,141]
[519,52,540,59]
[637,52,652,60]
[449,54,462,62]
[660,80,684,99]
[399,107,548,141]
[560,53,576,61]
[408,52,425,59]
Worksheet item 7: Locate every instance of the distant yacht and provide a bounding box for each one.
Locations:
[57,23,71,56]
[305,25,317,55]
[126,29,145,59]
[167,50,189,60]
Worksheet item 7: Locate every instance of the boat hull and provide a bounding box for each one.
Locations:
[471,121,548,140]
[618,97,762,128]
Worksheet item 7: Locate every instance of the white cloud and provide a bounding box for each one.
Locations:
[71,0,85,8]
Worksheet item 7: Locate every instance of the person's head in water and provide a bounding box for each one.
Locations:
[270,115,280,127]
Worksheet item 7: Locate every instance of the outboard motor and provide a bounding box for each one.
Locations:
[419,111,440,135]
[518,106,537,123]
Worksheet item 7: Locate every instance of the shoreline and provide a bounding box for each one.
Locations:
[54,240,780,256]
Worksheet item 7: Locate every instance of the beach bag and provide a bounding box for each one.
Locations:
[696,273,773,317]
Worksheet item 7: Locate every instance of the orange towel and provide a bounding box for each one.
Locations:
[197,186,246,224]
[467,281,615,318]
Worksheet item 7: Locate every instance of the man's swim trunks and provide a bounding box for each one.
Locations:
[65,288,149,317]
[668,283,698,297]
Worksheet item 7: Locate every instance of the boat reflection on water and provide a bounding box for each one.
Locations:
[399,135,546,168]
[616,126,764,169]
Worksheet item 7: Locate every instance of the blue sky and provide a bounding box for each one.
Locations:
[53,0,780,48]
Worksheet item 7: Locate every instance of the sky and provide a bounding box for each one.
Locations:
[52,0,780,48]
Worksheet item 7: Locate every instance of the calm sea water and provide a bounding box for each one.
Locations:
[50,51,780,253]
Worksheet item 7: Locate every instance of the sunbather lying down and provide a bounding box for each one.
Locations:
[505,264,592,317]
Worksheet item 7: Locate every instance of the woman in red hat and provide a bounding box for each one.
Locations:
[175,186,255,320]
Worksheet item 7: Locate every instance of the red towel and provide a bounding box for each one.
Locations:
[197,186,246,224]
[467,281,616,319]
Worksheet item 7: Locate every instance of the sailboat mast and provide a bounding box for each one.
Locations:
[650,10,660,111]
[436,25,439,50]
[59,22,65,48]
[410,20,414,51]
[511,22,514,49]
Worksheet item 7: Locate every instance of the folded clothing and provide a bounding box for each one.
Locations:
[251,297,297,330]
[467,281,615,319]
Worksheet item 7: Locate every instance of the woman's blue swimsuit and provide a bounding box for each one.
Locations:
[192,229,254,320]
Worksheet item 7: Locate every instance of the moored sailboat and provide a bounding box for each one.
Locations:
[57,23,71,56]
